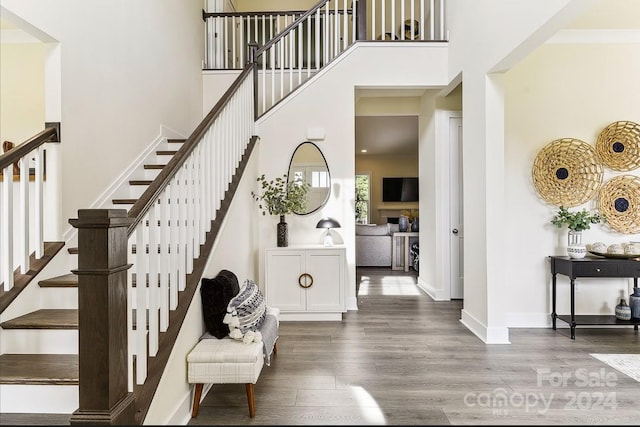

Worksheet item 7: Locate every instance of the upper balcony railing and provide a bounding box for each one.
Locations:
[203,0,446,117]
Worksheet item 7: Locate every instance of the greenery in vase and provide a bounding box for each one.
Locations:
[252,173,310,216]
[550,206,603,232]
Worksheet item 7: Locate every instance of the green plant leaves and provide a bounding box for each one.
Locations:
[252,173,311,216]
[550,206,604,232]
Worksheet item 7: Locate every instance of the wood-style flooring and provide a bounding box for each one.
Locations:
[190,268,639,425]
[3,267,639,425]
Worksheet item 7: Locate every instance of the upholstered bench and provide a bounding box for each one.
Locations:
[188,306,280,418]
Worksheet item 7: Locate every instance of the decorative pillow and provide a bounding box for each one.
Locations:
[200,270,240,339]
[223,279,266,344]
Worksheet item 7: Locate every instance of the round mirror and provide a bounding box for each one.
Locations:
[288,141,331,215]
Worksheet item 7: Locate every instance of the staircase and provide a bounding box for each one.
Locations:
[0,138,186,415]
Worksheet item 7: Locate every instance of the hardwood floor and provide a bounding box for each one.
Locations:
[190,267,639,426]
[3,267,638,425]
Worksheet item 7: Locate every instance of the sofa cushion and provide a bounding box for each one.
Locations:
[356,224,389,236]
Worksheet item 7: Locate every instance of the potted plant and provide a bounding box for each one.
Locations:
[252,173,310,247]
[550,206,603,258]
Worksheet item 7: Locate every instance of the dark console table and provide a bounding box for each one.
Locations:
[550,256,640,339]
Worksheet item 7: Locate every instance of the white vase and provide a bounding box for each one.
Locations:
[567,230,586,259]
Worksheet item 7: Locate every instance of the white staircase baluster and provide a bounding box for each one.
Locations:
[1,165,14,291]
[148,202,159,356]
[159,190,169,331]
[34,146,44,258]
[19,157,29,273]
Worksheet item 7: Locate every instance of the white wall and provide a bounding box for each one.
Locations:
[445,0,601,343]
[254,42,448,312]
[0,0,205,238]
[504,42,640,327]
[144,145,260,425]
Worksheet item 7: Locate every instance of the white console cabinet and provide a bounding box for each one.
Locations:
[265,245,346,321]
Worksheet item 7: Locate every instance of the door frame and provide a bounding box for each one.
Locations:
[434,110,462,301]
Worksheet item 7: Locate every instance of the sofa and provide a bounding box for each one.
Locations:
[356,223,419,269]
[356,223,397,267]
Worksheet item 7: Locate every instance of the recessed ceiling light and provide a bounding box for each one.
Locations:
[361,149,367,153]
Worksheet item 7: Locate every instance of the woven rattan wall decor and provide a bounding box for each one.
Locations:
[598,175,640,234]
[596,121,640,171]
[532,138,604,207]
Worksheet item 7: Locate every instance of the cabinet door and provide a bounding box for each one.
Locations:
[305,250,344,312]
[265,251,306,311]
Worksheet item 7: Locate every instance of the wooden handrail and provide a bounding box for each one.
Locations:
[126,64,256,234]
[254,0,345,58]
[0,127,58,170]
[203,10,307,20]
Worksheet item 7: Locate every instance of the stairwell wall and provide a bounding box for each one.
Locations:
[0,0,205,239]
[254,42,448,311]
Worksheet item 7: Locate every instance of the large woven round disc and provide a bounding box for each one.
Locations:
[532,138,604,207]
[596,121,640,171]
[598,175,640,234]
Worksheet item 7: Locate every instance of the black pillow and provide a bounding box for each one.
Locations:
[201,269,240,339]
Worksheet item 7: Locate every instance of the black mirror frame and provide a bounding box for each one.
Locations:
[287,141,331,216]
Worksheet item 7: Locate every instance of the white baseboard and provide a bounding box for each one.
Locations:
[158,383,212,426]
[346,296,358,311]
[416,277,449,301]
[460,309,511,344]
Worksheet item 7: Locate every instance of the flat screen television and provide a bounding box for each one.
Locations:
[382,177,419,202]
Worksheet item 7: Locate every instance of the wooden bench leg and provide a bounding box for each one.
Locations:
[191,383,203,418]
[245,383,256,418]
[273,341,278,355]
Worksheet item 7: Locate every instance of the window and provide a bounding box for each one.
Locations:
[355,173,370,224]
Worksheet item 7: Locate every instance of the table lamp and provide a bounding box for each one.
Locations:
[316,217,341,247]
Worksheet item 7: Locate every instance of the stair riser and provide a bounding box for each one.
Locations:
[0,384,78,414]
[39,288,77,309]
[1,329,78,354]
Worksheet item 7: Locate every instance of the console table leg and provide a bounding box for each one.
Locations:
[570,279,576,340]
[551,274,557,330]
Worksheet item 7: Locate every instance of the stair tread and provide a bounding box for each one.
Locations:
[156,150,178,155]
[1,309,77,329]
[167,138,185,144]
[113,199,136,204]
[129,180,153,185]
[0,354,78,385]
[144,164,165,169]
[39,273,77,288]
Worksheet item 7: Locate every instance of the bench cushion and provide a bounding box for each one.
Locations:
[187,339,264,384]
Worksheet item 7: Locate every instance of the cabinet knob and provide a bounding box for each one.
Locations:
[596,268,601,272]
[298,273,313,289]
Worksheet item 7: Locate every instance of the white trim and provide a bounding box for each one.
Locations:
[417,276,448,301]
[460,309,511,344]
[346,296,358,311]
[546,29,640,44]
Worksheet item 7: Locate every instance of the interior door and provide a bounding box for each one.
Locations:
[449,116,464,299]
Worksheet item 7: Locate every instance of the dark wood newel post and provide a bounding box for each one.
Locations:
[69,209,136,425]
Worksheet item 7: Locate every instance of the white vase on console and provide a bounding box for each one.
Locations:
[567,230,586,259]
